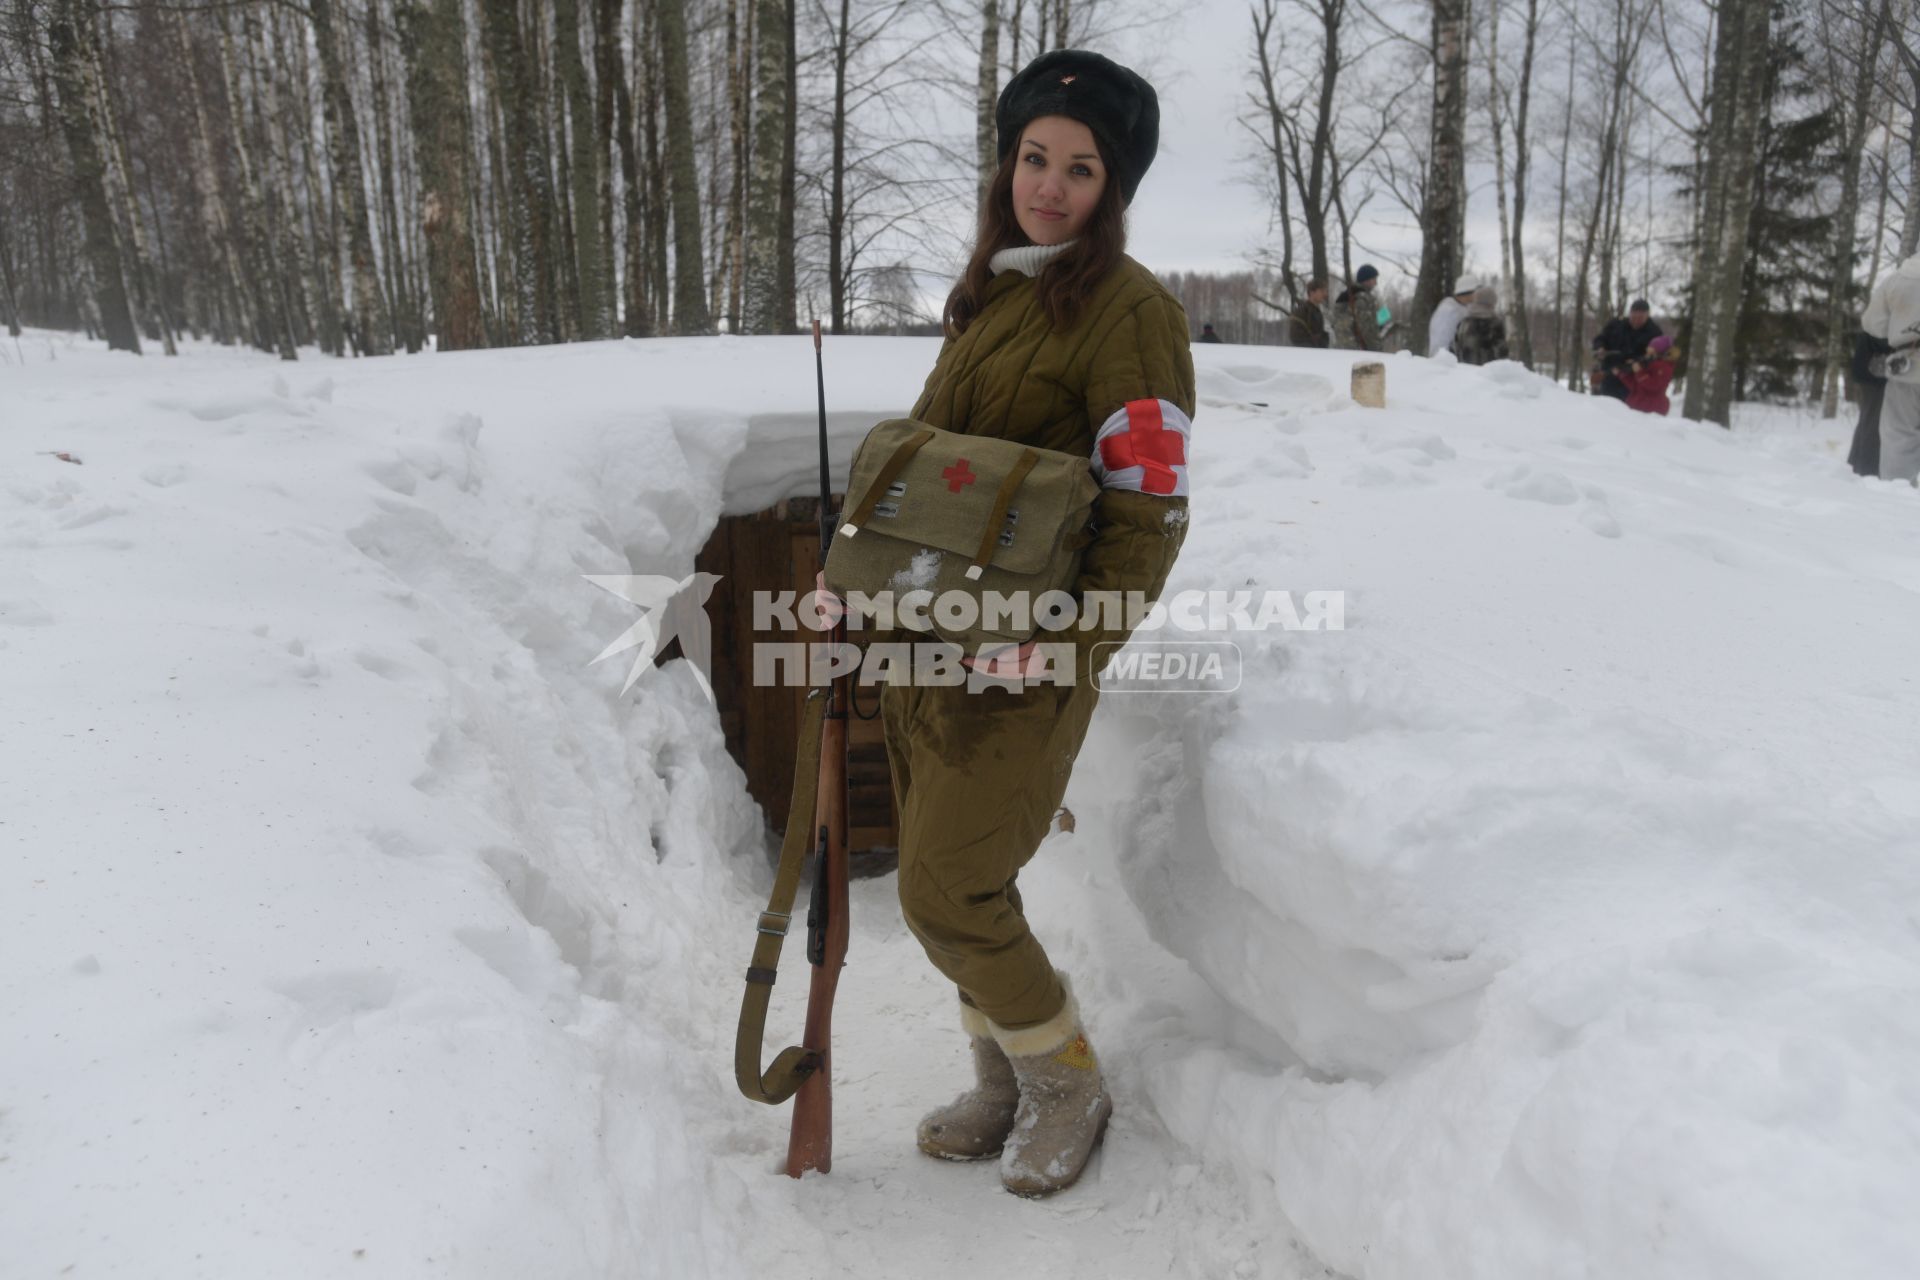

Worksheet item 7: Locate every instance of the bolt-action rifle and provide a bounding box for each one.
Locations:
[734,319,853,1177]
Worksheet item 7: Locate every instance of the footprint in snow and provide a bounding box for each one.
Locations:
[1486,465,1622,538]
[1370,433,1457,466]
[1341,459,1436,488]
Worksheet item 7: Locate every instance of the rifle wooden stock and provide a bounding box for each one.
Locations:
[785,643,850,1177]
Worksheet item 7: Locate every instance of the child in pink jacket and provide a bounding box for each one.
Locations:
[1621,335,1676,416]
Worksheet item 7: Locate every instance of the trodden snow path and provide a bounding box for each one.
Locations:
[705,874,1327,1279]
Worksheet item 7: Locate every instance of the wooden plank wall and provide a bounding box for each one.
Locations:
[688,496,897,859]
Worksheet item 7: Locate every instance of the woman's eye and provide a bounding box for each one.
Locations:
[1072,165,1092,177]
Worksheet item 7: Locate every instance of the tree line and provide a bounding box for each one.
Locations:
[1,0,1165,359]
[4,0,1914,428]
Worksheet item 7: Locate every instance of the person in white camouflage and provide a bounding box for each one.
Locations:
[1451,287,1510,366]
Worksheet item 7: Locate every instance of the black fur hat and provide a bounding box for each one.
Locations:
[995,50,1160,205]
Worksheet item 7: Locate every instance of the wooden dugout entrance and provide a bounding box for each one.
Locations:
[687,495,898,873]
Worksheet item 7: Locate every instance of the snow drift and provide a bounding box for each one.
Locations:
[4,329,1917,1279]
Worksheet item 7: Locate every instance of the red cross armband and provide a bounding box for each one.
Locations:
[1091,398,1191,497]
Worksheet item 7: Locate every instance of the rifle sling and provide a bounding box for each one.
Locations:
[735,686,830,1105]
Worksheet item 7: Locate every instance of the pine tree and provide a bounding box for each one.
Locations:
[1730,2,1840,402]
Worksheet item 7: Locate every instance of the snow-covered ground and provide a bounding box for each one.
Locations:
[4,328,1917,1279]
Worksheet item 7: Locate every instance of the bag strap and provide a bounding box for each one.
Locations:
[965,448,1040,581]
[838,428,935,539]
[735,686,829,1105]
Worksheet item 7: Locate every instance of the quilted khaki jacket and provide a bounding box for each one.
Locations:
[909,253,1194,669]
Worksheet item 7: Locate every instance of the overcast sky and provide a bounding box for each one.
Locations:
[890,0,1702,316]
[1047,0,1433,291]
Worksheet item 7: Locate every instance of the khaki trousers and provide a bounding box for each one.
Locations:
[881,676,1099,1029]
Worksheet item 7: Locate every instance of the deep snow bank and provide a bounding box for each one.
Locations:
[1074,349,1920,1278]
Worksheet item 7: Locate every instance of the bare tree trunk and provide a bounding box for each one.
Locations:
[1053,0,1068,48]
[555,0,611,338]
[777,0,796,331]
[1681,0,1770,425]
[1819,4,1885,413]
[240,5,303,358]
[1487,0,1513,298]
[310,0,394,354]
[482,46,523,341]
[829,0,851,331]
[1508,0,1538,365]
[1305,0,1343,289]
[1330,146,1354,283]
[591,0,622,336]
[741,0,785,332]
[0,200,20,336]
[1552,31,1573,382]
[365,0,422,351]
[256,7,316,352]
[705,68,728,321]
[280,7,343,354]
[48,0,139,352]
[1412,0,1469,345]
[1901,60,1920,257]
[613,0,652,336]
[658,0,710,333]
[543,11,582,342]
[481,0,559,343]
[287,15,347,355]
[397,0,487,350]
[725,0,749,331]
[214,7,287,354]
[94,9,175,353]
[1869,128,1892,289]
[169,12,253,347]
[977,0,999,213]
[640,0,671,331]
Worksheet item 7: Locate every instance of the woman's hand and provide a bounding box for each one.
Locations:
[959,639,1047,678]
[807,570,846,630]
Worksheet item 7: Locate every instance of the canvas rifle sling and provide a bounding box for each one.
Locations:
[734,686,829,1105]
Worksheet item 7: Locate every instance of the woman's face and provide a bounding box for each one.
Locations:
[1011,116,1107,246]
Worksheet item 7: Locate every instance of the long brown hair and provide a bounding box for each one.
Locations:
[942,141,1128,338]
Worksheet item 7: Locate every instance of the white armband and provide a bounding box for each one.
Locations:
[1090,398,1191,497]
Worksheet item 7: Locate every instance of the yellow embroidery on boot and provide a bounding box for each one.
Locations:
[1053,1035,1095,1071]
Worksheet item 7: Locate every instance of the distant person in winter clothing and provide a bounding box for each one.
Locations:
[1428,274,1478,357]
[1333,264,1386,351]
[1287,280,1331,349]
[1591,299,1662,400]
[1848,330,1890,477]
[1199,321,1223,343]
[1451,287,1510,365]
[1863,252,1920,483]
[1620,334,1676,415]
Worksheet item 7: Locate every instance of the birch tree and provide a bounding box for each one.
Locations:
[47,0,138,352]
[1411,0,1469,343]
[397,0,486,350]
[1682,0,1771,424]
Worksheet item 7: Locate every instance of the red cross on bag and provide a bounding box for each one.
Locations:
[943,459,978,493]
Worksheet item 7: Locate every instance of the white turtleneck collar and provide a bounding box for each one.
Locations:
[989,240,1077,277]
